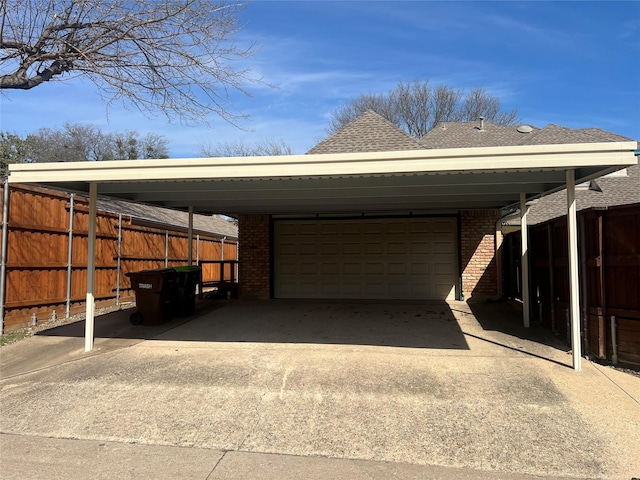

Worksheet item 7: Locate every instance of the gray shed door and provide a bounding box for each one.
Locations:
[273,217,457,300]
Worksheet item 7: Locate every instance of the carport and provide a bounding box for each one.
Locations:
[6,141,638,371]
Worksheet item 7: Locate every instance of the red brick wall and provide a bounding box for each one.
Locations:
[460,210,500,300]
[238,214,271,300]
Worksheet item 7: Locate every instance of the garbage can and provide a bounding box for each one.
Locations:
[172,265,202,316]
[126,268,178,325]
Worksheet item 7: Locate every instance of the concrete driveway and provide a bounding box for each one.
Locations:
[1,300,639,479]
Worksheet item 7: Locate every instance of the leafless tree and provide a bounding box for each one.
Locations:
[328,80,520,138]
[200,138,293,157]
[0,0,260,125]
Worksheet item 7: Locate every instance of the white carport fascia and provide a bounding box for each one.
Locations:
[8,141,638,184]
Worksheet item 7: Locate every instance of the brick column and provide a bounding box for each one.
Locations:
[238,214,271,300]
[460,210,500,300]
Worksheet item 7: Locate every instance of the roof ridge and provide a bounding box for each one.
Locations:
[306,109,423,154]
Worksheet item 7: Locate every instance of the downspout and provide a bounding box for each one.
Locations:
[494,209,520,301]
[566,170,582,371]
[520,193,531,328]
[85,183,98,353]
[0,177,10,335]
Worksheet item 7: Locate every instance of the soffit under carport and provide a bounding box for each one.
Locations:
[7,142,638,216]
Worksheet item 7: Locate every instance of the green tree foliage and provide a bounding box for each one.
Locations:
[0,123,169,171]
[328,80,520,138]
[0,132,29,174]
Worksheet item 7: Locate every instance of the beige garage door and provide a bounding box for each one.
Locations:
[274,217,458,300]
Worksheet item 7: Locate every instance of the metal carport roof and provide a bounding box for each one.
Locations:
[5,140,639,371]
[7,142,638,216]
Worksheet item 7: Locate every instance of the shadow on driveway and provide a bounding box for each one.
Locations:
[38,300,471,350]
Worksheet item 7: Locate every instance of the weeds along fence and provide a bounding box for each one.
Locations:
[0,182,238,332]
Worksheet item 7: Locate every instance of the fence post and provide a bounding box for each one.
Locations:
[610,315,618,365]
[188,207,193,265]
[579,216,589,355]
[116,213,122,306]
[0,178,10,335]
[196,234,200,265]
[165,230,169,268]
[65,194,75,318]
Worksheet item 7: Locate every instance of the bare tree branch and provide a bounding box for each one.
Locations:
[328,80,520,138]
[200,138,293,157]
[0,0,263,125]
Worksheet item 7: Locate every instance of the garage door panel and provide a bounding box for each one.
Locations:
[343,243,361,255]
[388,263,407,275]
[274,217,457,300]
[410,242,429,254]
[364,243,384,255]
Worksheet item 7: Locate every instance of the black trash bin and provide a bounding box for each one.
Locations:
[172,265,202,316]
[126,268,178,325]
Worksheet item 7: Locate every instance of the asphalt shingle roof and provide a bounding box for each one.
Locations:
[307,110,423,154]
[97,197,238,238]
[504,162,640,226]
[420,121,634,149]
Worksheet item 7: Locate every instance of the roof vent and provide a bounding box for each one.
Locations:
[517,125,533,133]
[479,116,485,131]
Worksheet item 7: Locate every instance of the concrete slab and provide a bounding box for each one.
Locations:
[0,434,578,480]
[1,300,639,479]
[210,450,578,480]
[0,301,224,379]
[0,433,223,480]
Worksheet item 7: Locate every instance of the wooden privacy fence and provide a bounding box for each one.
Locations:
[503,203,640,365]
[0,182,238,332]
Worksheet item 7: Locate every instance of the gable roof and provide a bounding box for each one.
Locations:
[420,120,634,149]
[307,109,423,154]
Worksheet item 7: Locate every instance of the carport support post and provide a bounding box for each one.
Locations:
[85,182,98,352]
[0,177,10,335]
[188,206,194,266]
[566,170,582,371]
[520,193,530,328]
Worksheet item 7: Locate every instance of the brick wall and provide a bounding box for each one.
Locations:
[460,210,500,300]
[238,214,271,300]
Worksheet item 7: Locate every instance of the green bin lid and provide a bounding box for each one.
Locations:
[173,265,202,272]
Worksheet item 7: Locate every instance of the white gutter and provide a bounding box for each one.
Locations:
[8,142,638,184]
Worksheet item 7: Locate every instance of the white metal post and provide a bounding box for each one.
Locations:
[85,183,97,352]
[520,192,530,328]
[188,206,194,266]
[0,177,10,335]
[566,170,582,371]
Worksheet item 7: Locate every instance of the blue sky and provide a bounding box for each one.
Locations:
[1,1,639,157]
